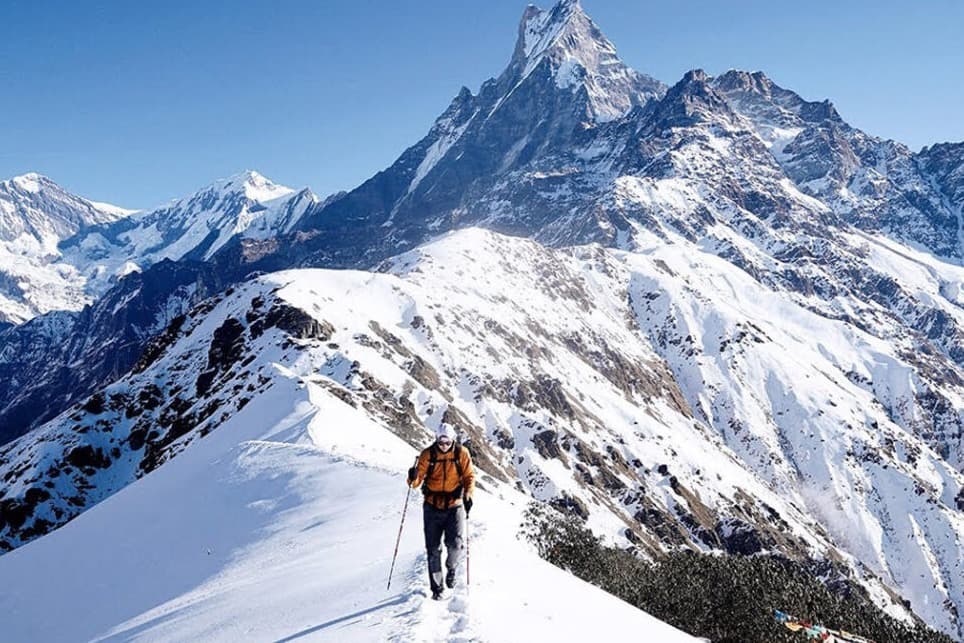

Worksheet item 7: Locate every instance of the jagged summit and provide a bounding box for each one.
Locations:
[3,172,54,195]
[712,69,777,97]
[710,69,843,125]
[511,0,589,67]
[645,68,737,129]
[293,0,669,264]
[172,170,295,209]
[504,0,664,121]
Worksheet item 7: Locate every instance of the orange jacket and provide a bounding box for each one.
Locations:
[410,444,475,510]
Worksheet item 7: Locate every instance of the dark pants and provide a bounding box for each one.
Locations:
[423,502,466,592]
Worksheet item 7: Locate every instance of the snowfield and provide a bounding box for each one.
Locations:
[0,364,695,642]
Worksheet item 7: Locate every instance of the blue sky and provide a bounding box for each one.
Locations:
[1,0,960,209]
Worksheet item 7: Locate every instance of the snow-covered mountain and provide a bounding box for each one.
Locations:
[0,170,316,325]
[269,4,963,274]
[2,229,963,637]
[0,171,318,444]
[284,0,666,268]
[0,302,697,641]
[3,0,964,639]
[0,258,231,446]
[0,173,133,323]
[0,172,317,445]
[60,170,316,280]
[711,69,962,260]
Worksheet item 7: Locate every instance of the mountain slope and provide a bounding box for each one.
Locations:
[0,173,128,248]
[712,70,962,261]
[0,172,316,444]
[0,258,231,446]
[0,365,696,642]
[60,170,316,276]
[6,0,964,465]
[286,0,665,268]
[2,229,962,636]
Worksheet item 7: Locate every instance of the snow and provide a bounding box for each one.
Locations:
[49,171,314,303]
[0,362,696,642]
[85,200,139,218]
[2,10,964,637]
[522,6,559,60]
[218,170,296,204]
[408,117,474,196]
[0,173,135,320]
[116,260,141,278]
[622,228,964,634]
[497,0,657,124]
[11,173,42,193]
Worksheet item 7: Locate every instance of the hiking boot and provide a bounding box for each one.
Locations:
[431,587,444,600]
[445,569,456,589]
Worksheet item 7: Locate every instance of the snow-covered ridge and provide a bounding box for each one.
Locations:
[62,169,313,269]
[0,345,697,641]
[0,173,127,243]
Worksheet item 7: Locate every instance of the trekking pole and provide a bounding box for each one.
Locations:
[387,460,417,591]
[465,514,470,592]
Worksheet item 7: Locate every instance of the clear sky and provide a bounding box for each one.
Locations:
[1,0,961,209]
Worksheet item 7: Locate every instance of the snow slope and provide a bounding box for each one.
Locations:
[0,360,696,642]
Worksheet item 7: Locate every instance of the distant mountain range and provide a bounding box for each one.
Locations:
[0,170,317,325]
[1,0,963,638]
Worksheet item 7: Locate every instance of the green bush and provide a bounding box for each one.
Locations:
[522,504,955,643]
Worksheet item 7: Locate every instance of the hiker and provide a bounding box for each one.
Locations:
[407,424,475,599]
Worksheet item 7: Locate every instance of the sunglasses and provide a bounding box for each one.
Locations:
[437,437,453,446]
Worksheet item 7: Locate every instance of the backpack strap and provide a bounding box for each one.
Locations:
[453,443,463,480]
[425,444,439,482]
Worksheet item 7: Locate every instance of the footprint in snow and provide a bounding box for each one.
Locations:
[448,595,468,612]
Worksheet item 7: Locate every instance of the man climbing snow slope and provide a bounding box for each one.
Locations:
[408,425,476,599]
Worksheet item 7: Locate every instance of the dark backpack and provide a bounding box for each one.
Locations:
[423,442,465,506]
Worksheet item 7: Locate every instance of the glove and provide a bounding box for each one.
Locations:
[464,496,473,517]
[407,467,417,483]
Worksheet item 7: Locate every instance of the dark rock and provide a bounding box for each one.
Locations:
[81,393,106,415]
[65,445,111,470]
[549,493,589,520]
[532,430,564,461]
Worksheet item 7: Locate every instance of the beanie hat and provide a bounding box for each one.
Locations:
[436,424,456,441]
